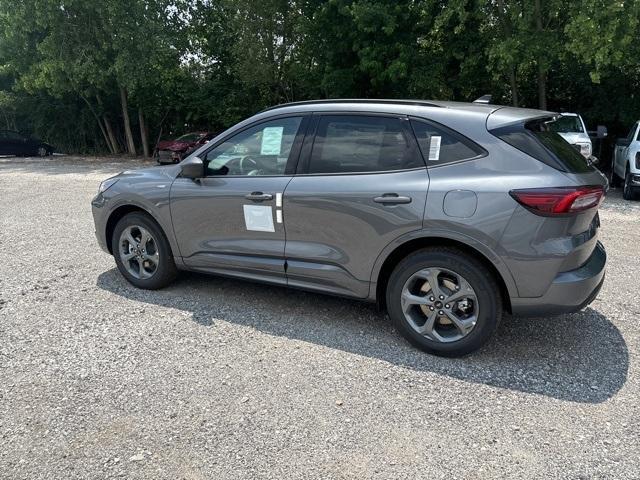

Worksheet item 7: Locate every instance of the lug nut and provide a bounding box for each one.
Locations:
[445,304,450,309]
[438,310,444,315]
[429,296,434,301]
[429,306,434,311]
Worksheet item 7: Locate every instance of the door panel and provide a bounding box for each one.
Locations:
[283,169,429,297]
[283,113,428,298]
[168,115,305,284]
[170,176,291,284]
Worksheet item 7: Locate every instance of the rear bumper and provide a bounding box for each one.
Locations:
[511,241,606,316]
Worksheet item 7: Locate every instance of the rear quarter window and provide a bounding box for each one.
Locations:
[491,118,593,173]
[410,118,486,166]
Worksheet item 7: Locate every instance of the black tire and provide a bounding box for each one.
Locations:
[111,212,178,289]
[386,247,502,357]
[623,166,638,200]
[608,167,621,188]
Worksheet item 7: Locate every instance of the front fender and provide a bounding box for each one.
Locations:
[101,190,182,264]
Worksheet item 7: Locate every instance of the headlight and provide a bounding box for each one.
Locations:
[576,142,592,158]
[98,177,119,193]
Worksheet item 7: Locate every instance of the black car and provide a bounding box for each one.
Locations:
[0,130,54,157]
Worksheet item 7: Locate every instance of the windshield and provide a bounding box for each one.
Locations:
[548,116,584,133]
[176,133,202,142]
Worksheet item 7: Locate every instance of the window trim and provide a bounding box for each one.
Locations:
[409,116,488,168]
[198,113,310,178]
[296,111,425,176]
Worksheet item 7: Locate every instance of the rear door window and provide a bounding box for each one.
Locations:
[491,117,592,173]
[307,115,424,174]
[410,119,485,166]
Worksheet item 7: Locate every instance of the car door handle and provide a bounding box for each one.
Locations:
[373,193,412,205]
[245,192,273,202]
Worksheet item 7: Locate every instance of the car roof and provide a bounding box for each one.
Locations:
[259,99,555,130]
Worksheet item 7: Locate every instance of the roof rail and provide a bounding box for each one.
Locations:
[259,98,443,113]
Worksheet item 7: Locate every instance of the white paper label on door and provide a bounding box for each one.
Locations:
[260,127,284,155]
[243,205,275,232]
[429,135,441,161]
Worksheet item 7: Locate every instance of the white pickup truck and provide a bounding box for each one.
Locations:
[611,121,640,200]
[550,113,593,160]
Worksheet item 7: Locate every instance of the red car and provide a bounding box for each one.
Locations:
[154,132,216,164]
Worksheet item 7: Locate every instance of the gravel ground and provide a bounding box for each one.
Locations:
[0,155,638,479]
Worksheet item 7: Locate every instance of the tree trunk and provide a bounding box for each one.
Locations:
[537,65,547,110]
[103,114,119,154]
[80,94,114,154]
[509,67,519,107]
[119,86,136,155]
[138,107,150,158]
[96,94,119,154]
[496,0,519,107]
[534,0,547,110]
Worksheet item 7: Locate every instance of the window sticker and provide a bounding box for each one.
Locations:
[243,205,275,232]
[261,126,284,155]
[429,135,441,161]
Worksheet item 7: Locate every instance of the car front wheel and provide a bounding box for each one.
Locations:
[608,166,621,188]
[386,247,502,357]
[623,167,638,200]
[112,212,178,289]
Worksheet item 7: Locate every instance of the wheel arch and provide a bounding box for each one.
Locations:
[372,233,516,314]
[105,204,168,255]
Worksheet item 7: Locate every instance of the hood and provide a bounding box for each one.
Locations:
[558,132,591,145]
[113,164,181,182]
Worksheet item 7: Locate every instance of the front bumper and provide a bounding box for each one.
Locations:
[91,193,110,254]
[511,241,606,316]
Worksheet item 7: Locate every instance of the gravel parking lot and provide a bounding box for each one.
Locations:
[0,155,638,479]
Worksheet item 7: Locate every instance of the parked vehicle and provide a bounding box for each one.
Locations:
[154,131,215,164]
[549,113,593,160]
[610,121,640,200]
[0,130,54,157]
[92,99,607,357]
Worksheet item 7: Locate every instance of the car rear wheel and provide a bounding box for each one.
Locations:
[386,247,502,357]
[623,167,638,200]
[112,212,177,289]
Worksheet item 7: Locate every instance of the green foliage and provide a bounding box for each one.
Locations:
[0,0,637,154]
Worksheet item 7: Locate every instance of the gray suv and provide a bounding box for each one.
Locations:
[92,100,607,356]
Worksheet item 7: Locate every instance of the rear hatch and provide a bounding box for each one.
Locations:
[489,111,607,279]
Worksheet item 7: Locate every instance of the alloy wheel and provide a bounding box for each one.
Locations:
[118,225,160,279]
[400,267,479,343]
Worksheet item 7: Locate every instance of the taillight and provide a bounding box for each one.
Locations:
[509,186,605,215]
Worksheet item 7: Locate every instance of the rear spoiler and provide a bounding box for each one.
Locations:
[473,94,492,104]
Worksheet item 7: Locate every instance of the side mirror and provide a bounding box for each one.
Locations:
[596,125,608,139]
[180,156,204,179]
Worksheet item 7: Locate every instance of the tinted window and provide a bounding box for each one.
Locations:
[308,116,423,174]
[204,117,302,176]
[549,115,584,133]
[491,117,592,173]
[411,119,484,165]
